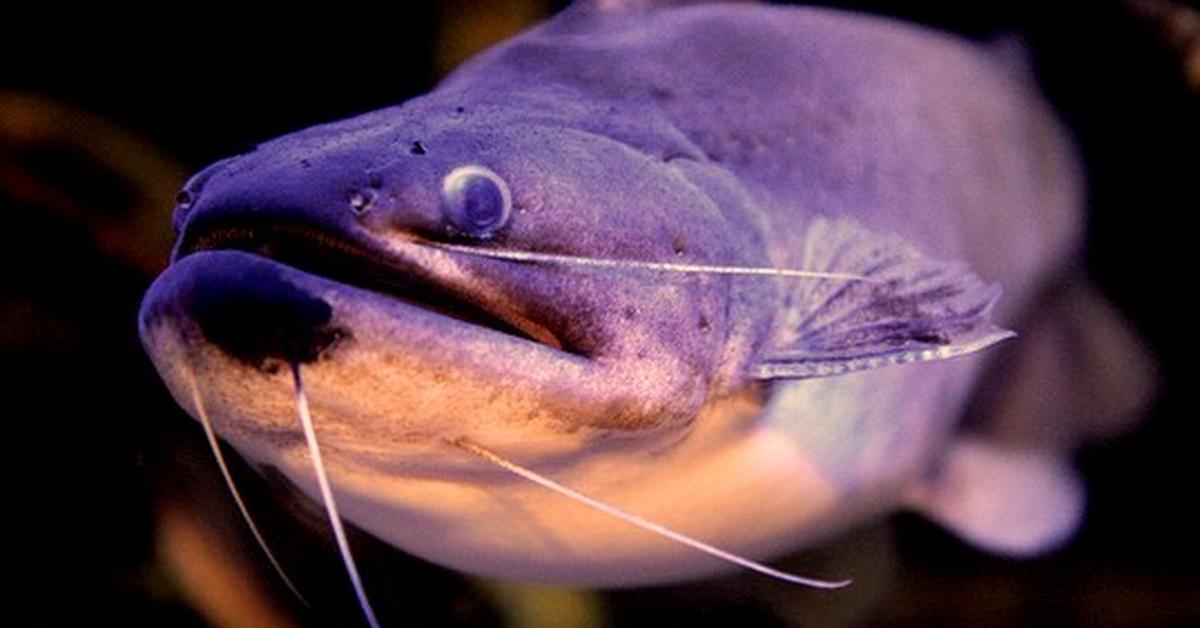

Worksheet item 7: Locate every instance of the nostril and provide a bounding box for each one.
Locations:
[348,188,376,216]
[172,189,195,233]
[173,155,246,234]
[172,191,193,236]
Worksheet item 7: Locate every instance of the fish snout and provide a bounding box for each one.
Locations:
[172,155,243,236]
[169,119,445,259]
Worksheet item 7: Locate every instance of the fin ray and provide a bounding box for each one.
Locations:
[756,217,1012,379]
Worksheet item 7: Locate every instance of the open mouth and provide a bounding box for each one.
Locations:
[175,219,560,349]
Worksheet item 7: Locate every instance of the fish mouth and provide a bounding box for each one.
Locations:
[173,219,564,351]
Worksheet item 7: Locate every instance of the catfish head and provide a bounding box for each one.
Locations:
[140,99,779,456]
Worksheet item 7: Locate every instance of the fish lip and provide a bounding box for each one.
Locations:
[172,218,567,352]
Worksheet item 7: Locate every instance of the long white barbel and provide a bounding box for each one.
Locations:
[450,437,852,590]
[426,241,880,283]
[292,365,382,628]
[182,367,310,607]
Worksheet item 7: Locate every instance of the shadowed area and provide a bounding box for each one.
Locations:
[150,252,346,371]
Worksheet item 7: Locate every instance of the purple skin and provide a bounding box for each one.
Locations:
[139,2,1083,585]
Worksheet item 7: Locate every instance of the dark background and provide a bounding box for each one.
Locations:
[3,1,1197,626]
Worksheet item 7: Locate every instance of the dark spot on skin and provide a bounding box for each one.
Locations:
[671,236,687,256]
[410,141,428,155]
[650,86,674,101]
[299,158,312,169]
[698,315,711,332]
[622,306,637,320]
[183,262,348,370]
[176,190,193,208]
[455,106,466,114]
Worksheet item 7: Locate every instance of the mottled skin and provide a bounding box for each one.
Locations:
[140,3,1080,585]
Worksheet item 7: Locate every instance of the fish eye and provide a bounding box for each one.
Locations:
[440,165,512,238]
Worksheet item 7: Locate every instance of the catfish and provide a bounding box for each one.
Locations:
[138,0,1153,614]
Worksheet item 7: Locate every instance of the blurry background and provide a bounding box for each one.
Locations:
[3,0,1197,626]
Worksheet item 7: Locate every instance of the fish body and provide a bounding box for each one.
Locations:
[140,1,1105,587]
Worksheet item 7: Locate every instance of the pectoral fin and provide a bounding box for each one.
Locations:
[753,217,1013,380]
[902,437,1085,555]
